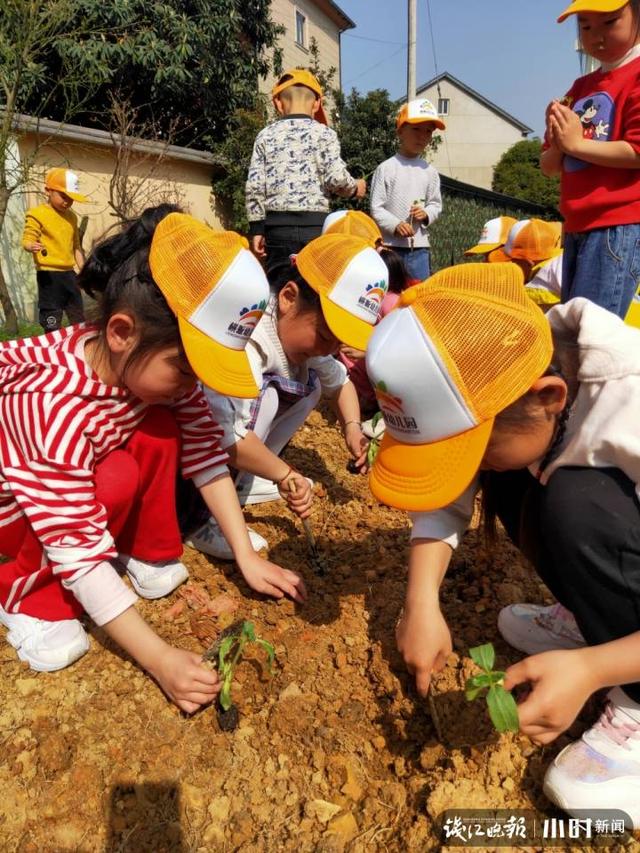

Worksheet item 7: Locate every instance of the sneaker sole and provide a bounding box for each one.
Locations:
[543,773,640,829]
[127,564,189,599]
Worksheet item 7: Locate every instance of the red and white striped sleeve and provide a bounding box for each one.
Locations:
[170,386,230,484]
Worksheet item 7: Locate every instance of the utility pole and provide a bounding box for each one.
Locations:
[407,0,417,100]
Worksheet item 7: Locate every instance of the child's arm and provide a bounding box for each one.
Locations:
[226,432,313,518]
[22,211,44,254]
[74,247,85,271]
[396,538,454,695]
[410,170,442,227]
[504,632,640,744]
[549,101,640,169]
[199,472,307,602]
[540,145,564,176]
[246,135,268,255]
[370,166,409,237]
[328,379,368,471]
[102,605,220,713]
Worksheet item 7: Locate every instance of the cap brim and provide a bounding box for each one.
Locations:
[464,243,500,255]
[319,293,375,351]
[557,0,626,21]
[369,418,494,512]
[403,117,446,131]
[66,192,90,203]
[178,316,260,398]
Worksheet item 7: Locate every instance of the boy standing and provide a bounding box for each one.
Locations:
[246,68,366,276]
[22,168,88,332]
[370,98,444,282]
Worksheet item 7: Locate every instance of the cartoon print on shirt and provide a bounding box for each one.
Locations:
[565,91,615,172]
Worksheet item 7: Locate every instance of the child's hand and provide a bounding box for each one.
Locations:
[344,422,368,472]
[26,241,44,254]
[548,102,584,156]
[354,178,367,199]
[149,646,221,713]
[340,345,366,361]
[409,204,428,223]
[278,469,313,518]
[237,551,308,603]
[395,222,414,238]
[251,235,266,259]
[396,602,452,697]
[503,648,597,745]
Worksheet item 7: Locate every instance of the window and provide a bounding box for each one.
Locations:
[295,10,307,48]
[437,98,450,116]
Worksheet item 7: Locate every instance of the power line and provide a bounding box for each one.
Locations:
[342,44,408,88]
[425,0,453,177]
[343,33,405,46]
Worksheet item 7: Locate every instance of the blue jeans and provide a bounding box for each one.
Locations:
[392,247,431,282]
[562,224,640,318]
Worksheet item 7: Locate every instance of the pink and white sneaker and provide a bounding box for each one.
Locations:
[497,602,586,655]
[543,687,640,829]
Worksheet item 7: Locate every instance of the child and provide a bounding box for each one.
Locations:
[365,262,640,826]
[0,206,306,713]
[187,233,387,559]
[463,216,517,263]
[541,0,640,317]
[503,218,564,308]
[22,168,88,332]
[370,98,444,282]
[246,68,366,276]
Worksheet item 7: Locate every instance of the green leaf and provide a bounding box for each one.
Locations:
[254,638,275,669]
[219,673,234,711]
[486,685,519,733]
[217,636,235,672]
[367,438,380,467]
[465,684,485,702]
[464,672,492,701]
[242,621,256,642]
[469,643,495,673]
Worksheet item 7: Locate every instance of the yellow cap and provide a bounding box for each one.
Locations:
[557,0,628,22]
[505,219,563,265]
[149,213,270,398]
[296,233,389,350]
[44,168,90,203]
[464,216,517,256]
[366,263,553,511]
[322,210,382,248]
[397,98,446,131]
[272,68,328,124]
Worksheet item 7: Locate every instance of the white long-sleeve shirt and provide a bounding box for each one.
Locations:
[370,154,442,248]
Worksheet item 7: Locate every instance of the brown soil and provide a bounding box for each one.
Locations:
[0,406,637,852]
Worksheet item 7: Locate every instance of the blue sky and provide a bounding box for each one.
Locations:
[337,0,583,137]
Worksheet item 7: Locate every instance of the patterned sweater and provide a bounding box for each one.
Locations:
[0,325,228,616]
[245,115,357,236]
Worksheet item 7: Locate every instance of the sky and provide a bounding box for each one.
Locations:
[336,0,583,137]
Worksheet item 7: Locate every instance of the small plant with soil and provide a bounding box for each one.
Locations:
[464,643,519,733]
[203,619,275,731]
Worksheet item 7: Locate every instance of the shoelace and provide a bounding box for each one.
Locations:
[594,702,640,749]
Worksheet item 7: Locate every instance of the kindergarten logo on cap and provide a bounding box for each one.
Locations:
[358,279,388,319]
[227,300,267,341]
[374,381,419,435]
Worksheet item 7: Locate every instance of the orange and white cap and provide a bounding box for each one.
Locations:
[397,98,446,131]
[366,263,553,512]
[149,213,269,398]
[504,219,562,264]
[464,216,517,255]
[44,168,90,203]
[272,68,328,125]
[557,0,627,22]
[322,210,382,247]
[296,233,389,350]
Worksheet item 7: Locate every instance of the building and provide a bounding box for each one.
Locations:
[1,114,224,322]
[416,72,533,190]
[263,0,355,101]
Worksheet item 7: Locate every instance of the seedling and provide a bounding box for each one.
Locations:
[464,643,519,733]
[366,411,384,467]
[203,619,275,731]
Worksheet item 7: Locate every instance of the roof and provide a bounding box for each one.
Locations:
[10,112,224,169]
[416,72,533,134]
[310,0,355,31]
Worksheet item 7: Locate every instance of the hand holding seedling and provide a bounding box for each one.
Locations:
[503,648,597,745]
[409,202,428,223]
[465,643,519,733]
[150,646,221,714]
[277,468,313,518]
[395,221,414,238]
[344,421,368,472]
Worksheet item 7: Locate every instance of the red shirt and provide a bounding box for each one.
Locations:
[551,56,640,232]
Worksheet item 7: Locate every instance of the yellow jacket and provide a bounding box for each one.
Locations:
[22,204,80,271]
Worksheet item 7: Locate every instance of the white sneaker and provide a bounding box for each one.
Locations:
[543,687,640,829]
[185,518,268,561]
[120,555,189,599]
[497,602,586,655]
[235,474,314,506]
[0,604,89,672]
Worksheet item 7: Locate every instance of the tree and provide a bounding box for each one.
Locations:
[333,88,398,188]
[492,139,560,208]
[0,0,114,333]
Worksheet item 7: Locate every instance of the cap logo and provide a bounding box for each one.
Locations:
[417,99,436,115]
[375,381,419,434]
[502,329,522,347]
[226,299,267,341]
[358,279,388,318]
[66,172,80,193]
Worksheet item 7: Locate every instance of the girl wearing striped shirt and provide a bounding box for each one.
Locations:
[0,206,306,713]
